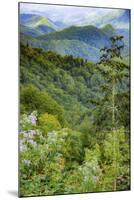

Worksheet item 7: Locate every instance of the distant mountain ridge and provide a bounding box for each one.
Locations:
[20,13,129,62]
[38,25,110,48]
[101,24,116,36]
[21,9,129,30]
[20,14,59,36]
[92,10,129,29]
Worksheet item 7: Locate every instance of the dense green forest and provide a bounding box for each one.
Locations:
[19,39,130,196]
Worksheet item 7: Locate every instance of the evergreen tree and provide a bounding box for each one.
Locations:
[96,35,129,190]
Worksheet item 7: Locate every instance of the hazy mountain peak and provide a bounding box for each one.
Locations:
[101,24,116,36]
[20,13,59,31]
[102,24,114,30]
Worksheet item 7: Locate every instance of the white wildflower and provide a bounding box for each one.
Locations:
[28,130,36,138]
[62,131,68,137]
[28,139,37,146]
[20,140,26,151]
[28,114,37,125]
[23,159,31,165]
[48,131,58,139]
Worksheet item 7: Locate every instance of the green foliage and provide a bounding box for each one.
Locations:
[101,128,130,191]
[19,43,130,196]
[20,84,64,123]
[63,145,101,193]
[38,113,61,134]
[93,37,130,131]
[19,112,84,196]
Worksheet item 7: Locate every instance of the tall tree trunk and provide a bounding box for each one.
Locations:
[112,76,117,191]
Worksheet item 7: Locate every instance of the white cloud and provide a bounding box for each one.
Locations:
[19,3,129,29]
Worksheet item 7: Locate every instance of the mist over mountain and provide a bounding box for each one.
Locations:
[20,6,130,62]
[20,4,130,30]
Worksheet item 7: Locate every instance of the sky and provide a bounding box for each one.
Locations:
[20,3,130,29]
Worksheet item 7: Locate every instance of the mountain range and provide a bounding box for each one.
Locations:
[20,12,129,62]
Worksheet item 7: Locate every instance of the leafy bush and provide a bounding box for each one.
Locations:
[20,84,64,122]
[38,112,61,134]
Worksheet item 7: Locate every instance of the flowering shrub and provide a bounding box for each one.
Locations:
[19,112,130,196]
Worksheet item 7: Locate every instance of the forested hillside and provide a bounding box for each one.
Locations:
[19,42,130,196]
